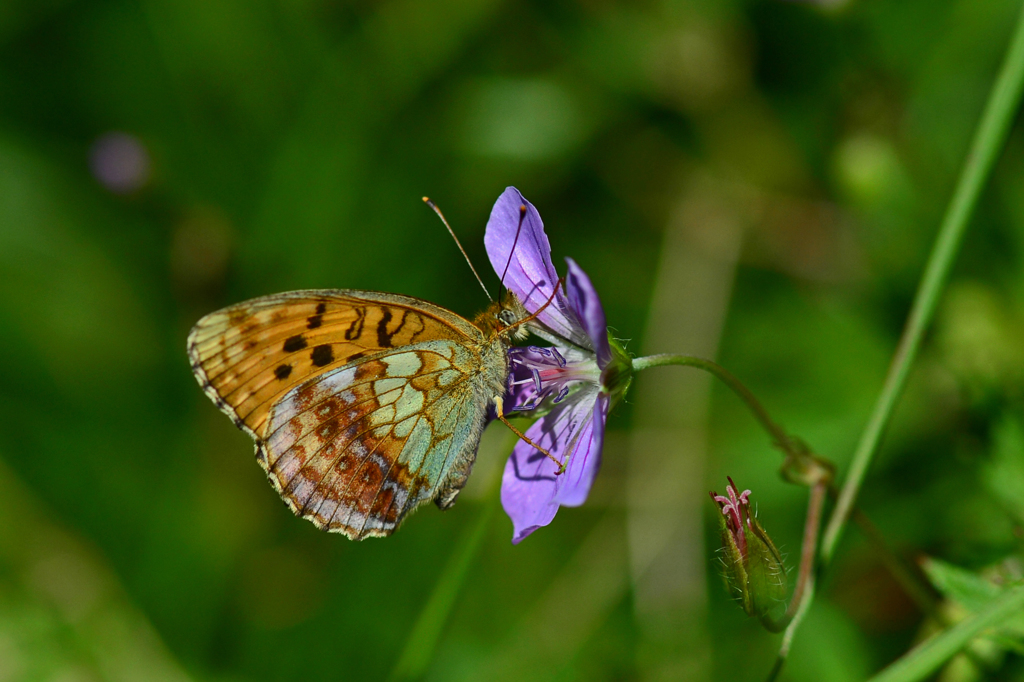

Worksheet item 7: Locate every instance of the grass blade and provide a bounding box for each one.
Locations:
[867,584,1024,682]
[820,0,1024,564]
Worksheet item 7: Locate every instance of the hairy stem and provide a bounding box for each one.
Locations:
[788,482,827,621]
[760,481,828,634]
[766,571,816,682]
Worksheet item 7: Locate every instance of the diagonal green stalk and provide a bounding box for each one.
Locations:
[866,583,1024,682]
[388,494,498,682]
[820,0,1024,566]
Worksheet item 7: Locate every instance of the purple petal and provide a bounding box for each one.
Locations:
[565,258,611,367]
[484,187,590,348]
[500,449,560,544]
[554,392,608,507]
[500,387,605,543]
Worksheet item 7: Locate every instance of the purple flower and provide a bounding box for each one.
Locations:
[485,187,632,543]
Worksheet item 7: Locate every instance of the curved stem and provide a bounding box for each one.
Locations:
[759,481,827,634]
[766,572,816,682]
[787,482,827,621]
[635,355,938,675]
[819,0,1024,566]
[632,354,797,455]
[636,354,832,643]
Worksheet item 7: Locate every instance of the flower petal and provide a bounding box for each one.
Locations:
[565,258,611,367]
[484,187,590,348]
[500,387,604,543]
[500,448,560,544]
[554,392,608,507]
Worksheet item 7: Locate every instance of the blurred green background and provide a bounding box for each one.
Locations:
[2,0,1024,680]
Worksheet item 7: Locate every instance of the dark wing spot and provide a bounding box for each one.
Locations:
[274,364,293,380]
[311,344,334,367]
[376,308,394,347]
[345,307,367,341]
[316,302,327,314]
[306,315,323,329]
[283,335,308,352]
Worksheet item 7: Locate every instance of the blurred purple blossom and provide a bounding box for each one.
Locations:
[90,132,151,194]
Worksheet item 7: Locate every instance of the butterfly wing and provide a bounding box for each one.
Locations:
[188,289,481,440]
[258,342,491,538]
[188,290,504,539]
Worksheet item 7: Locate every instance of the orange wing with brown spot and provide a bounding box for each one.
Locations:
[187,289,483,440]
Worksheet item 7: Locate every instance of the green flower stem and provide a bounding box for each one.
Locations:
[766,570,816,682]
[388,494,498,682]
[786,482,827,623]
[760,480,828,634]
[631,354,797,454]
[866,583,1024,682]
[633,354,829,637]
[632,353,938,676]
[820,0,1024,566]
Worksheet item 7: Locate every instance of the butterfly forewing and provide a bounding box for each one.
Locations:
[188,289,510,539]
[188,289,482,439]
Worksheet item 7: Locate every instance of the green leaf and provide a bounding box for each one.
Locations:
[868,583,1024,682]
[922,557,1024,654]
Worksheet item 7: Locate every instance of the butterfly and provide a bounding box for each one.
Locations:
[188,288,532,539]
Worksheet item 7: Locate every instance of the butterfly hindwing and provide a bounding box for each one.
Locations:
[188,290,482,440]
[257,342,487,538]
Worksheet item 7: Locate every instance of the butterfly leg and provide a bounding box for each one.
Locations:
[493,396,566,475]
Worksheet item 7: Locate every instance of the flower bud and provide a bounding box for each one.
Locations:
[710,478,787,625]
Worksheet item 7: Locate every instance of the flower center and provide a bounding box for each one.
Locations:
[507,346,601,411]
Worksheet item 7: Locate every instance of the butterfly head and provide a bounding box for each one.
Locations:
[476,293,529,342]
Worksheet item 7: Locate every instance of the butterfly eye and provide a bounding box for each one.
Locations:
[498,309,518,326]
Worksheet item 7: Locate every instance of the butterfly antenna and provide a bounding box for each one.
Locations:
[499,204,528,305]
[423,197,493,302]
